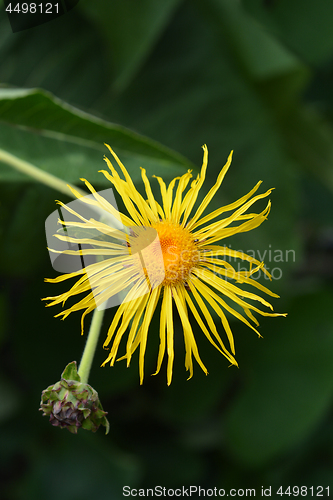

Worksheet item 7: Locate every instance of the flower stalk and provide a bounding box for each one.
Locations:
[78,306,105,384]
[0,148,87,198]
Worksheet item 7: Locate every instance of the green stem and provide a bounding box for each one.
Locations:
[78,307,105,384]
[0,148,87,198]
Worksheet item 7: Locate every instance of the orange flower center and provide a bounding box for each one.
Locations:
[152,221,199,285]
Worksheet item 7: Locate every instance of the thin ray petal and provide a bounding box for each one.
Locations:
[188,279,236,355]
[140,167,159,220]
[165,287,174,385]
[138,287,161,384]
[181,145,208,226]
[194,189,273,238]
[191,181,262,230]
[153,288,168,376]
[184,285,237,363]
[173,286,208,378]
[171,170,193,222]
[187,150,233,230]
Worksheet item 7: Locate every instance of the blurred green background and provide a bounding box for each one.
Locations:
[1,0,333,498]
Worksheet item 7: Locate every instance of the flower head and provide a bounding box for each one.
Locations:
[44,145,286,385]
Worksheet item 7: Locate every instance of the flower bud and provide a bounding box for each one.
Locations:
[40,361,109,434]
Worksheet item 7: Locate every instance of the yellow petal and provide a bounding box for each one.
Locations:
[187,150,233,230]
[190,180,262,230]
[138,286,161,384]
[181,144,208,226]
[172,285,208,378]
[184,284,237,363]
[164,287,174,385]
[153,287,168,376]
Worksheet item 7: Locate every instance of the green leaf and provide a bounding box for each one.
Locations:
[80,0,182,92]
[224,291,333,466]
[0,87,193,185]
[244,0,333,66]
[61,361,81,382]
[0,6,110,110]
[206,0,305,81]
[282,107,333,195]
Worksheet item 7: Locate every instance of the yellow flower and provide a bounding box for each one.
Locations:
[44,145,286,385]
